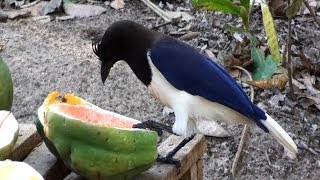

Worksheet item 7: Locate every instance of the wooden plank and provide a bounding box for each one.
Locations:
[197,159,204,180]
[133,134,207,180]
[9,124,42,161]
[23,143,71,180]
[64,172,85,180]
[64,135,207,180]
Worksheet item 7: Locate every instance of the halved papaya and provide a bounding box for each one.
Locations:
[0,160,44,180]
[0,111,19,160]
[36,92,158,180]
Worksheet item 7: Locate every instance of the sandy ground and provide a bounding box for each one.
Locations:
[1,1,319,179]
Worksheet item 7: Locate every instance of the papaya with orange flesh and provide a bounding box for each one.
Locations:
[36,92,158,180]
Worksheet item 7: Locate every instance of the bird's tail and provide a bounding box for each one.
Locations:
[260,113,298,154]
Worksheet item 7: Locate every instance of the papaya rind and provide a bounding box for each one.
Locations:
[45,104,158,180]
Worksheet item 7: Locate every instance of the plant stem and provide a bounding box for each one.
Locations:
[286,2,295,100]
[303,0,320,28]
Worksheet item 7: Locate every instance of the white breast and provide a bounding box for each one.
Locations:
[147,55,253,138]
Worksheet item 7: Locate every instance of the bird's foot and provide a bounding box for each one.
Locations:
[132,120,175,136]
[156,155,181,168]
[157,135,195,168]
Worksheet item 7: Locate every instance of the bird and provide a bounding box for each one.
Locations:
[92,20,298,164]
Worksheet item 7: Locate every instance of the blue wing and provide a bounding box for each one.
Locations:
[150,37,268,132]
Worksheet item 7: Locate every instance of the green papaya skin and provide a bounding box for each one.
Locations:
[0,56,13,110]
[45,106,158,180]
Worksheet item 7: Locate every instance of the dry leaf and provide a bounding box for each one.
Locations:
[299,0,319,15]
[63,4,107,18]
[246,73,289,91]
[195,119,231,137]
[305,95,320,109]
[292,78,306,90]
[0,9,8,22]
[268,93,285,107]
[301,73,320,94]
[298,94,320,110]
[6,9,31,19]
[162,106,174,116]
[298,48,320,76]
[165,11,193,22]
[229,69,241,78]
[268,0,286,16]
[110,0,125,10]
[25,0,62,16]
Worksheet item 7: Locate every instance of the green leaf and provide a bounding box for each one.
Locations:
[252,48,278,80]
[286,0,303,18]
[240,0,250,12]
[192,0,241,15]
[239,6,249,30]
[249,35,258,46]
[260,2,281,63]
[224,24,248,33]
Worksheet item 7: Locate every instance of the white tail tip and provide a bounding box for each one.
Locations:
[261,113,298,154]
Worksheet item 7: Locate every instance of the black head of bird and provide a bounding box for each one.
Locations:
[93,20,159,84]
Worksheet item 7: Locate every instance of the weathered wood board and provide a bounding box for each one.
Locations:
[8,124,207,180]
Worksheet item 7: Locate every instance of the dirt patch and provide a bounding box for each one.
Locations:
[1,1,319,179]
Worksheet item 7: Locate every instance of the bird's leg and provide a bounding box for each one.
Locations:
[157,134,195,167]
[132,120,177,136]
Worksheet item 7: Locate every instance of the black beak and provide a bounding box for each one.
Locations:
[101,61,112,84]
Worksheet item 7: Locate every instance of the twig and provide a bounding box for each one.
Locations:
[230,66,253,178]
[179,32,201,41]
[232,125,250,178]
[303,0,320,28]
[141,0,172,22]
[151,21,171,30]
[20,0,41,9]
[286,1,295,100]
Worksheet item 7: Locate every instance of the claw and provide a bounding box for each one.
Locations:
[157,155,181,168]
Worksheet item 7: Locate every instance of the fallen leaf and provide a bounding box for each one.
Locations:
[298,97,317,109]
[195,119,231,137]
[246,73,288,91]
[0,9,8,22]
[6,9,31,19]
[228,69,241,78]
[298,94,320,110]
[29,15,51,23]
[179,31,201,41]
[301,73,320,94]
[27,0,62,16]
[63,3,107,18]
[305,95,320,109]
[268,0,286,16]
[165,11,194,22]
[299,0,319,15]
[162,106,174,116]
[268,93,285,107]
[110,0,125,10]
[298,48,320,76]
[292,78,306,90]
